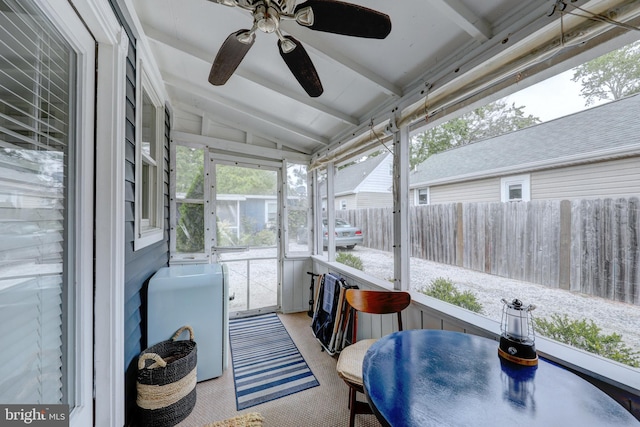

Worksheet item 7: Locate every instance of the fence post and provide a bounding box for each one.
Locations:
[559,200,572,290]
[456,203,464,267]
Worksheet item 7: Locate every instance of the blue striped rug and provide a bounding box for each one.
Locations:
[229,313,319,410]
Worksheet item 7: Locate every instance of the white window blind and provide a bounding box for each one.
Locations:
[0,0,75,404]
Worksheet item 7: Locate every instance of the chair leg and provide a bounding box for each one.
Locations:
[349,387,357,427]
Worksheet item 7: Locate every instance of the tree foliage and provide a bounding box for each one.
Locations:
[216,164,276,195]
[175,146,203,196]
[410,100,540,169]
[571,41,640,106]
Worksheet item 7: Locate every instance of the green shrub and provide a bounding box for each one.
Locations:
[242,229,276,246]
[534,314,640,368]
[336,252,364,271]
[420,277,483,313]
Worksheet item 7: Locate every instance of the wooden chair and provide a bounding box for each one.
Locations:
[336,289,412,427]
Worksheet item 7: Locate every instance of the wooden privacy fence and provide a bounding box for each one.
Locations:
[338,197,639,305]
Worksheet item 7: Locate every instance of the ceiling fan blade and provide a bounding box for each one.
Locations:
[208,30,254,86]
[278,35,323,97]
[294,0,391,39]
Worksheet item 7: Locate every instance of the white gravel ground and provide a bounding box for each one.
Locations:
[345,246,640,353]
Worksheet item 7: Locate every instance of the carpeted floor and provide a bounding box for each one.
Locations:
[202,412,263,427]
[176,312,382,427]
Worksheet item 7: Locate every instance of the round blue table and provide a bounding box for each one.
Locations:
[362,329,639,427]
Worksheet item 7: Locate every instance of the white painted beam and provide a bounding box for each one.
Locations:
[172,130,311,163]
[163,73,329,145]
[173,101,317,155]
[432,0,492,41]
[143,25,359,125]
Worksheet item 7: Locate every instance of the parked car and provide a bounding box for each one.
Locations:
[297,218,363,249]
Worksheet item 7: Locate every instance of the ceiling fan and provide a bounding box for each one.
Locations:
[207,0,392,97]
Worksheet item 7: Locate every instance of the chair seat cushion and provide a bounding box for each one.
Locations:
[336,339,377,386]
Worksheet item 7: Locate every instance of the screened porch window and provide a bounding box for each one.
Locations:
[0,0,76,404]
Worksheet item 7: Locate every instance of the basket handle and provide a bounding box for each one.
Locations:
[138,353,167,370]
[171,325,195,342]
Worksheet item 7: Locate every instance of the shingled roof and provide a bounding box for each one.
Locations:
[410,93,640,187]
[322,153,392,196]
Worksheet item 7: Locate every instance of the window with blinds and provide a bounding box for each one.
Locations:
[0,0,76,405]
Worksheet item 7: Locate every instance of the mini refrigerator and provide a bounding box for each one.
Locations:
[147,263,229,381]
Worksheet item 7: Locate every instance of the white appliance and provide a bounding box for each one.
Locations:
[147,264,229,381]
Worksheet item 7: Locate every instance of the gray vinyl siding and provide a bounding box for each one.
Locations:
[356,155,393,192]
[531,157,640,200]
[335,194,357,210]
[110,2,171,423]
[355,192,393,208]
[429,177,500,204]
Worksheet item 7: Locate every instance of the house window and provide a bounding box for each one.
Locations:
[266,200,277,228]
[0,0,93,418]
[134,66,164,249]
[340,200,347,210]
[501,174,530,202]
[417,188,430,205]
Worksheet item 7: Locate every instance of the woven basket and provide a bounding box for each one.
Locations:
[137,325,198,427]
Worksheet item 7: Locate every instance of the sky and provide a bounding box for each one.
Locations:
[504,69,607,123]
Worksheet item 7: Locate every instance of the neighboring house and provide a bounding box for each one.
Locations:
[216,194,278,235]
[321,153,393,211]
[410,93,640,205]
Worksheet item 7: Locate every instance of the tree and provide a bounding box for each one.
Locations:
[216,164,276,195]
[410,100,540,168]
[571,41,640,106]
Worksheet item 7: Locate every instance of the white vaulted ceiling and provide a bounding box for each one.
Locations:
[127,0,640,163]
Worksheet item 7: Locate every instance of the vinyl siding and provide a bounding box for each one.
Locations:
[335,194,357,210]
[429,177,501,204]
[110,2,171,423]
[531,157,640,200]
[355,192,393,208]
[355,155,393,193]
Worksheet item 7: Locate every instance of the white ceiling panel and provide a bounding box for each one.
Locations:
[127,0,640,161]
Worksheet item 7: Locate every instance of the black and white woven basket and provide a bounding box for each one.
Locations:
[137,325,197,427]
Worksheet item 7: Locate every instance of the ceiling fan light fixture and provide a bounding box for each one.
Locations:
[236,30,255,44]
[257,16,277,33]
[295,6,314,27]
[280,38,296,53]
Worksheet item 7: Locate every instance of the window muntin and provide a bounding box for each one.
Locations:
[134,67,164,249]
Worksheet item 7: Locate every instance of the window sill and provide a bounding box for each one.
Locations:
[134,227,163,251]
